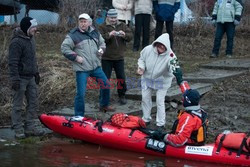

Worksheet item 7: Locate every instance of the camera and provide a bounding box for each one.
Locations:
[115,31,121,36]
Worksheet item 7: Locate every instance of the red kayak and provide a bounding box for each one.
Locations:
[39,114,250,166]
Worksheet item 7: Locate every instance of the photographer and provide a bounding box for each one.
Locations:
[98,9,133,105]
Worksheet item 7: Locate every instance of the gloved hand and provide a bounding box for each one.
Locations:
[150,130,167,141]
[211,15,217,27]
[234,20,240,26]
[234,15,241,26]
[173,68,183,86]
[212,19,217,27]
[11,80,20,91]
[34,72,40,85]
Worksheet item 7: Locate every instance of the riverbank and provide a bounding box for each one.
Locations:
[1,24,250,143]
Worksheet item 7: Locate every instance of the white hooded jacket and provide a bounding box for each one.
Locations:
[138,33,178,90]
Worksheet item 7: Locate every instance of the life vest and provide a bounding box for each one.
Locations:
[215,132,250,156]
[109,113,146,129]
[171,109,208,145]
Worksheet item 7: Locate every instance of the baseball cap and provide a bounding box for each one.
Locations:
[78,13,91,20]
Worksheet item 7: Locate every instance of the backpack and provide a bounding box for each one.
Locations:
[109,113,146,129]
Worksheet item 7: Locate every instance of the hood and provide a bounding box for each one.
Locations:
[11,27,30,40]
[152,33,172,55]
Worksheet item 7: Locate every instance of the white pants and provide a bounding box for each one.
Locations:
[141,87,167,126]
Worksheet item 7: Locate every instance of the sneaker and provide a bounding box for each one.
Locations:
[210,53,218,58]
[119,96,127,105]
[99,105,115,113]
[14,129,26,139]
[226,54,232,58]
[25,128,47,137]
[15,133,26,139]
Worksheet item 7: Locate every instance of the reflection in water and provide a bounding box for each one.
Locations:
[0,138,229,167]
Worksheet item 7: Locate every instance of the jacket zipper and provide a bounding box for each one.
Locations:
[150,55,159,80]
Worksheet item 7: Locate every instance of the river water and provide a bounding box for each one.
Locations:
[0,137,231,167]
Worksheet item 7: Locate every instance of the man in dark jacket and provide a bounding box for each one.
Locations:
[98,9,133,105]
[8,17,45,139]
[153,0,180,49]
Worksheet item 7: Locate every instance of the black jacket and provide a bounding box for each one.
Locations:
[8,28,38,81]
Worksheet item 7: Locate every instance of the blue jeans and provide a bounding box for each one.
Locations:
[212,22,235,55]
[75,67,110,116]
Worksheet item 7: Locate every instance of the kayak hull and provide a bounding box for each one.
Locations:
[39,114,250,166]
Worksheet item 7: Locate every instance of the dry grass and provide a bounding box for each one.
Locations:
[1,17,250,125]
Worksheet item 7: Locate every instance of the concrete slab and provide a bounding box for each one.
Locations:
[184,68,246,83]
[51,100,156,117]
[166,83,213,101]
[201,59,250,70]
[125,83,213,102]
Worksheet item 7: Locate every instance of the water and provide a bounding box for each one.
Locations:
[0,138,230,167]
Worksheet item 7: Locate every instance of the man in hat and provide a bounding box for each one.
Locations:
[163,89,208,147]
[8,17,45,139]
[61,13,115,116]
[98,9,133,105]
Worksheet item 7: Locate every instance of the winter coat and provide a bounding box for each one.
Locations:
[61,26,106,72]
[98,20,133,60]
[134,0,153,15]
[153,0,180,21]
[165,106,203,147]
[112,0,133,24]
[212,0,243,23]
[137,33,178,90]
[8,28,38,81]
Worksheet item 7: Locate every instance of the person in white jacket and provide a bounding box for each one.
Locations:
[137,33,183,129]
[112,0,133,26]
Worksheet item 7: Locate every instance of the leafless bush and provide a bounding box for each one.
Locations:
[58,0,103,30]
[0,28,11,70]
[0,28,12,116]
[242,0,250,26]
[39,60,75,110]
[188,0,214,17]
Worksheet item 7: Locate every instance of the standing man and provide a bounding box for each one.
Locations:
[133,0,153,52]
[8,17,45,139]
[210,0,243,58]
[137,33,183,129]
[61,13,114,116]
[99,9,133,105]
[153,0,180,49]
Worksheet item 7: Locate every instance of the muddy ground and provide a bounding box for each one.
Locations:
[0,23,250,143]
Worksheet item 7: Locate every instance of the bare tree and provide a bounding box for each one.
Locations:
[59,0,103,29]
